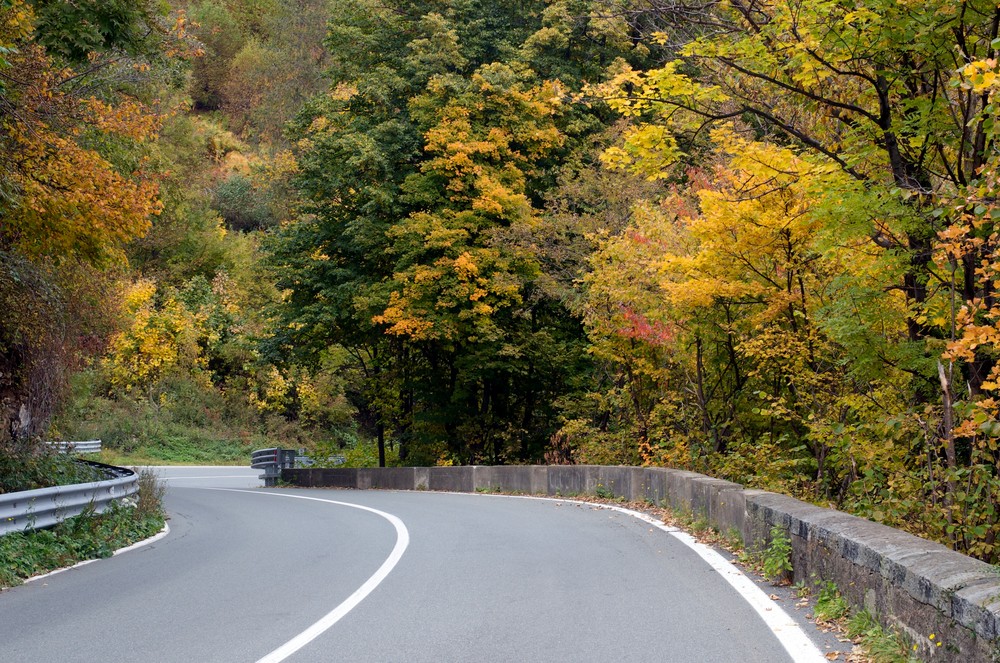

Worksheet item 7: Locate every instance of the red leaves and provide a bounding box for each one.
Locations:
[616,306,675,347]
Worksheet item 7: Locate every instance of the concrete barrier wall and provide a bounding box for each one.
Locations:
[283,464,1000,661]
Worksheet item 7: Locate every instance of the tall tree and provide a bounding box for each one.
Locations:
[271,0,646,464]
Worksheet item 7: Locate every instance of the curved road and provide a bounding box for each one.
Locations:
[0,467,833,662]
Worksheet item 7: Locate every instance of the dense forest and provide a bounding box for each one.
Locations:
[5,0,1000,561]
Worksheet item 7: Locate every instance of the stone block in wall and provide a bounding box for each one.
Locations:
[688,476,744,527]
[428,466,473,492]
[287,468,357,488]
[662,469,708,514]
[639,468,670,506]
[547,465,590,496]
[472,466,540,494]
[414,467,429,490]
[707,483,747,542]
[595,466,632,499]
[368,467,416,490]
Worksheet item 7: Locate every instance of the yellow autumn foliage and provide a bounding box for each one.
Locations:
[103,280,205,397]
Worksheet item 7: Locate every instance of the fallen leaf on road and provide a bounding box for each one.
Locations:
[769,593,781,600]
[825,652,840,660]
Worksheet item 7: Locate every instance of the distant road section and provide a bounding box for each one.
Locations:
[0,466,825,662]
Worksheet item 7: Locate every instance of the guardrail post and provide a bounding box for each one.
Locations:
[251,448,303,487]
[251,448,279,487]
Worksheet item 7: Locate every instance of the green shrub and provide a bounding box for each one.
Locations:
[762,525,793,582]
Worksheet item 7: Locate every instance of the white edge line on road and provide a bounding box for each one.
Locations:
[205,488,410,663]
[596,502,826,663]
[468,492,827,663]
[23,523,170,585]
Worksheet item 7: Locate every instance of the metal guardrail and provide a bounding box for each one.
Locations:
[0,461,138,536]
[47,440,102,454]
[251,448,298,487]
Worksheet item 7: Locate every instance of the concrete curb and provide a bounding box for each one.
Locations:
[284,464,1000,661]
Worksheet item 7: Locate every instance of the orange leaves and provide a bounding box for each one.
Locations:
[452,251,479,279]
[0,36,161,265]
[82,98,162,142]
[372,291,436,340]
[6,125,160,263]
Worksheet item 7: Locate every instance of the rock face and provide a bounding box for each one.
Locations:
[286,464,1000,661]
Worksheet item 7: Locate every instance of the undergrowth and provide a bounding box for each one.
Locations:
[813,581,849,623]
[0,450,104,494]
[846,610,919,663]
[52,371,298,465]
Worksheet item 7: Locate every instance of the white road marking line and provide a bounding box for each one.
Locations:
[469,493,827,663]
[206,489,410,663]
[591,502,826,663]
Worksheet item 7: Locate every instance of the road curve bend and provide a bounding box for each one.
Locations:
[0,466,831,663]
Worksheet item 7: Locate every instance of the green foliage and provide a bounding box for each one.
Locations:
[188,0,244,110]
[813,581,849,623]
[312,437,399,469]
[762,525,793,583]
[723,527,743,552]
[55,371,266,464]
[212,173,275,231]
[32,0,167,64]
[270,0,648,466]
[135,468,165,519]
[0,451,103,494]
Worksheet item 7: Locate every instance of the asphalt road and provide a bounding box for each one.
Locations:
[0,467,833,662]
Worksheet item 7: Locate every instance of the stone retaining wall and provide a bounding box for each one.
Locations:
[283,464,1000,661]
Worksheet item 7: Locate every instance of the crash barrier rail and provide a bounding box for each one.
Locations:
[250,448,298,487]
[46,440,102,454]
[0,460,138,536]
[283,464,1000,662]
